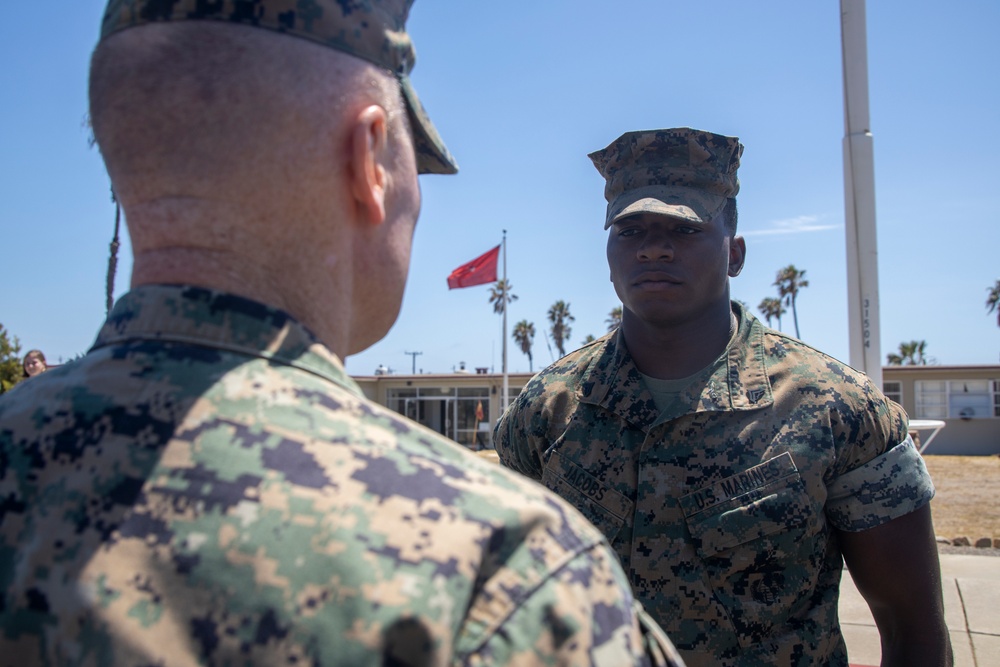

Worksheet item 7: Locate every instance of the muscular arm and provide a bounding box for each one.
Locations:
[838,504,952,667]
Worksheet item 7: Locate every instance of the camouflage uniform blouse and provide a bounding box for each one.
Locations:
[0,285,684,667]
[495,302,934,667]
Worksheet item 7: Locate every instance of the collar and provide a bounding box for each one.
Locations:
[92,284,360,396]
[578,302,773,430]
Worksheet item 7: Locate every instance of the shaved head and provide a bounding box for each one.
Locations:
[89,21,407,205]
[88,20,422,357]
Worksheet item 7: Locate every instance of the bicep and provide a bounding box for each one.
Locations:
[838,505,949,648]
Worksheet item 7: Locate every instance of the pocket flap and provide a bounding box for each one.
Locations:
[542,450,633,542]
[680,453,810,555]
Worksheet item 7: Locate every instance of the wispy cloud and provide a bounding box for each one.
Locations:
[742,215,840,237]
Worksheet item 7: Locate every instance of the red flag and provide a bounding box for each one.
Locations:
[447,245,500,289]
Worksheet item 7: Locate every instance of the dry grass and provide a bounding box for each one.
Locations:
[924,455,1000,541]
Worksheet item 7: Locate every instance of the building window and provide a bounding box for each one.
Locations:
[388,388,419,421]
[915,381,947,419]
[386,386,491,449]
[883,381,902,406]
[914,380,1000,420]
[456,388,491,449]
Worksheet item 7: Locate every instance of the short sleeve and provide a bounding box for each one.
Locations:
[826,435,935,532]
[494,389,545,480]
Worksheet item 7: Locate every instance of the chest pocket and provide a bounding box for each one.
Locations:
[678,452,822,648]
[541,450,633,544]
[679,452,813,556]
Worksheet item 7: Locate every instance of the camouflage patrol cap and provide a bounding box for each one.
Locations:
[589,128,742,229]
[99,0,458,175]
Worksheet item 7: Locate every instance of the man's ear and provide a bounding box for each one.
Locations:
[728,235,746,277]
[349,105,390,226]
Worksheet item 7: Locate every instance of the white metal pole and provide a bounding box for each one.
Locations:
[840,0,883,388]
[502,230,509,411]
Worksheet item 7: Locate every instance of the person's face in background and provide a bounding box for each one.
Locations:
[24,354,47,377]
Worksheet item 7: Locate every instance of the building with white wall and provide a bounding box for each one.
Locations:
[354,365,1000,456]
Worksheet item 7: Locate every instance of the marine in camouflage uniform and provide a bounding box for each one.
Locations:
[0,5,685,666]
[0,286,681,665]
[495,128,952,666]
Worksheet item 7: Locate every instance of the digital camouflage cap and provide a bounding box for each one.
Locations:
[589,128,742,229]
[99,0,458,175]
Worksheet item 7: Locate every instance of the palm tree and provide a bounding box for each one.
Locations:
[886,340,930,366]
[512,320,536,372]
[606,306,623,332]
[548,300,574,357]
[488,279,518,315]
[757,297,785,331]
[773,265,809,339]
[987,279,1000,327]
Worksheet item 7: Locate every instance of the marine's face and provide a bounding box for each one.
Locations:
[606,211,742,328]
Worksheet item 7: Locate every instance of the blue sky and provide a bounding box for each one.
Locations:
[2,1,998,378]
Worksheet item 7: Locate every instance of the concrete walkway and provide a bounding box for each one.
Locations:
[840,553,1000,666]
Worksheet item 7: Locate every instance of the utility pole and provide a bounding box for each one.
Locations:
[404,351,422,375]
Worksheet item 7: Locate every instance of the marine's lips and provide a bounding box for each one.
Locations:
[632,271,683,288]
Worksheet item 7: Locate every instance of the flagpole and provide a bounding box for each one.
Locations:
[501,230,509,414]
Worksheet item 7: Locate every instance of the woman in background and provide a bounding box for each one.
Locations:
[22,350,48,379]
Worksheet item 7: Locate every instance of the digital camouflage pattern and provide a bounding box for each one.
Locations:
[495,302,935,667]
[589,128,742,229]
[99,0,457,175]
[0,285,685,667]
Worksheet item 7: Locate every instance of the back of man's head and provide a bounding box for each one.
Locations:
[90,0,456,180]
[87,1,458,356]
[90,22,395,204]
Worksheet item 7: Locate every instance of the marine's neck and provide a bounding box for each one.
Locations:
[127,196,354,359]
[622,303,736,380]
